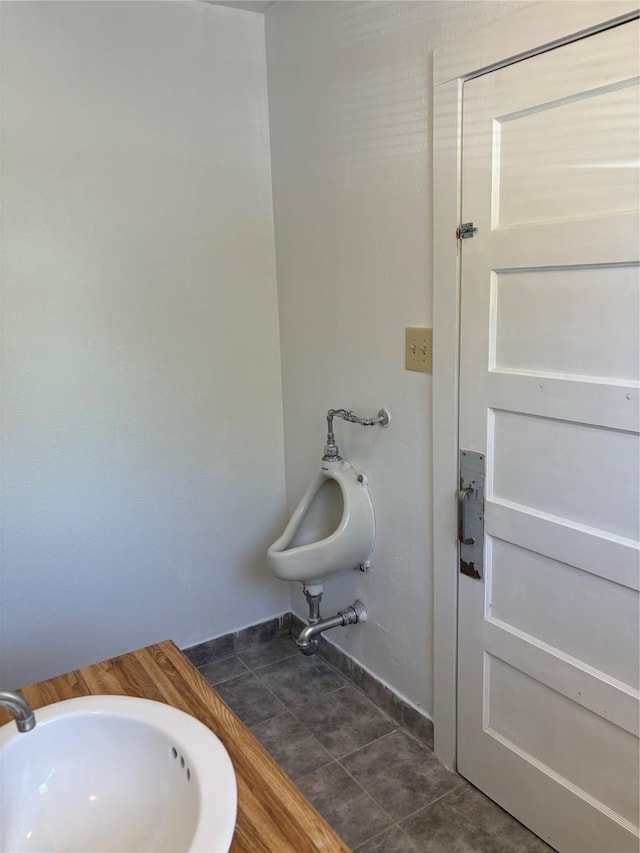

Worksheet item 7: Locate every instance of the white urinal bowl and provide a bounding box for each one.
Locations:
[267,459,375,588]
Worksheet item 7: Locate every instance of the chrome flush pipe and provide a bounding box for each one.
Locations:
[297,590,367,656]
[322,408,390,461]
[0,689,36,732]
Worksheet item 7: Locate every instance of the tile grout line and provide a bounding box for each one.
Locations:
[333,725,402,763]
[203,642,353,747]
[395,777,468,827]
[248,706,291,732]
[332,729,465,842]
[242,648,299,672]
[249,711,336,783]
[249,650,349,709]
[244,646,355,735]
[198,656,251,686]
[258,681,352,765]
[352,823,404,852]
[210,664,290,722]
[280,681,404,768]
[292,756,398,849]
[332,756,397,843]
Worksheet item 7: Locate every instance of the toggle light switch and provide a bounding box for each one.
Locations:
[405,327,432,373]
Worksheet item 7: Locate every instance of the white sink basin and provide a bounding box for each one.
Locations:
[0,695,237,853]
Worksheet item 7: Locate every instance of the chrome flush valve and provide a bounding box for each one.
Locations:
[322,408,391,461]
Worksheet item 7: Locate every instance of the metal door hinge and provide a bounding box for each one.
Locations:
[459,449,485,580]
[456,222,477,240]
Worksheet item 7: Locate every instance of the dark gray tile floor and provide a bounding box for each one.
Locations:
[197,636,553,852]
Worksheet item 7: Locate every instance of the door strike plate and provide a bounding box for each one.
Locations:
[459,449,485,580]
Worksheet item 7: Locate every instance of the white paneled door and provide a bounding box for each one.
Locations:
[457,20,640,853]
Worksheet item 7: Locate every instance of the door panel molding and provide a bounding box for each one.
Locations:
[485,499,640,591]
[484,618,640,737]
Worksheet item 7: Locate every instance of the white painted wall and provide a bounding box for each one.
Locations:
[266,0,531,716]
[0,1,288,687]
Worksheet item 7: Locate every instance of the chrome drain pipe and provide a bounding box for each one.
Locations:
[297,592,367,656]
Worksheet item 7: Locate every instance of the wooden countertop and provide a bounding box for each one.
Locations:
[1,640,349,853]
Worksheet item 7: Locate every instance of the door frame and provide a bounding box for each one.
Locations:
[431,0,640,772]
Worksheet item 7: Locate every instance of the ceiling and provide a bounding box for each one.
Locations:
[203,1,278,13]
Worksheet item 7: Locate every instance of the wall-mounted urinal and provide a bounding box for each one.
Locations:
[267,407,390,655]
[267,457,376,594]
